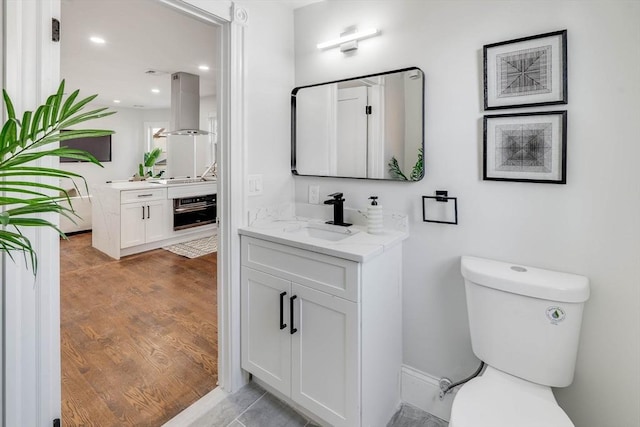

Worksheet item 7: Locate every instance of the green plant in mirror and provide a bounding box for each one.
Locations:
[388,147,424,181]
[0,80,115,274]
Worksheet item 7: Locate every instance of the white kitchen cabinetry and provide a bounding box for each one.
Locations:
[120,188,169,248]
[241,235,403,427]
[92,181,216,259]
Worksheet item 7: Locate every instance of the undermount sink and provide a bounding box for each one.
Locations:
[284,222,359,242]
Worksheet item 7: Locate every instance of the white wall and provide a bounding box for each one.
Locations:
[59,105,146,194]
[242,1,295,212]
[294,2,640,426]
[59,98,218,190]
[142,108,170,123]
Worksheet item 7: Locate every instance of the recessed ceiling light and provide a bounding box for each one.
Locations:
[113,99,121,104]
[198,65,210,71]
[151,88,160,94]
[90,36,106,44]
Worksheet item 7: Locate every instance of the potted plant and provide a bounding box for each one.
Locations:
[0,80,114,273]
[132,147,164,180]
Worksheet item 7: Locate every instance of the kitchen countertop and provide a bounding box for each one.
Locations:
[104,179,217,191]
[239,219,408,262]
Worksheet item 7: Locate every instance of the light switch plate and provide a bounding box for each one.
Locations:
[247,174,263,196]
[308,185,320,204]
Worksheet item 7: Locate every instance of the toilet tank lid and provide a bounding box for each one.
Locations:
[461,256,590,303]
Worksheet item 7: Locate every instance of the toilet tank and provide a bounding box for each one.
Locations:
[460,256,589,388]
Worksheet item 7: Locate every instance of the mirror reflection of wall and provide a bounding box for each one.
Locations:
[293,67,424,181]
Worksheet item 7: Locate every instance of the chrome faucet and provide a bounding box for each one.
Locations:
[324,192,352,227]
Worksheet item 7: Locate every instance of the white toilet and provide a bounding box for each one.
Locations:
[450,256,590,427]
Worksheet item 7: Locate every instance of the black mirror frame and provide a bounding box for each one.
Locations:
[291,66,425,181]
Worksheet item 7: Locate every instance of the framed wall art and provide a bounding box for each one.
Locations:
[483,111,567,184]
[484,30,567,110]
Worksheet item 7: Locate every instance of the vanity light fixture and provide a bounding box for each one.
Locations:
[89,36,106,44]
[113,99,121,104]
[151,88,160,94]
[198,65,210,71]
[316,27,380,52]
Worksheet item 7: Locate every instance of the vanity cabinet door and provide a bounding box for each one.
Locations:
[241,267,291,397]
[290,282,359,427]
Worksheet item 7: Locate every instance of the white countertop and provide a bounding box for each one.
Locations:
[105,179,217,191]
[239,219,408,262]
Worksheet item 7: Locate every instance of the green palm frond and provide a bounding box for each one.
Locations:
[1,80,115,274]
[144,147,162,168]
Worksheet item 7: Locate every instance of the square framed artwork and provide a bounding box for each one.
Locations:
[483,111,567,184]
[484,30,567,110]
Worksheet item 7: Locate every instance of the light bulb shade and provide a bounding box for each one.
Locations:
[316,28,380,50]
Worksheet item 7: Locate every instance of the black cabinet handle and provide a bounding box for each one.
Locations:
[142,206,145,219]
[279,292,287,330]
[147,205,150,219]
[290,295,297,335]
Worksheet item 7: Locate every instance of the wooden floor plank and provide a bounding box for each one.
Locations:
[61,232,218,426]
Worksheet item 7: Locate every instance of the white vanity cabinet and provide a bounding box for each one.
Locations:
[240,235,403,427]
[119,188,169,248]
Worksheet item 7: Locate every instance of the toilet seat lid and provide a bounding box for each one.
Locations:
[450,369,574,427]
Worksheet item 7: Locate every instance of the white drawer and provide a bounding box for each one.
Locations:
[241,236,360,302]
[121,188,167,204]
[167,182,217,199]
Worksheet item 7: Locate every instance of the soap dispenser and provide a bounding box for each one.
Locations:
[367,196,383,235]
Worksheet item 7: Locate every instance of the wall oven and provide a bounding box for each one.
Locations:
[173,194,216,231]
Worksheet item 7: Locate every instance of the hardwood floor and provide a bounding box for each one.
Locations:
[60,232,218,426]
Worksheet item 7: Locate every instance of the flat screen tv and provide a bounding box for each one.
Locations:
[59,130,112,163]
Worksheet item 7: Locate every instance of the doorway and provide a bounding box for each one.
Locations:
[59,0,221,424]
[2,0,245,424]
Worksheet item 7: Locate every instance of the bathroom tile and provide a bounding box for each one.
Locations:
[190,382,265,427]
[238,393,308,427]
[387,404,448,427]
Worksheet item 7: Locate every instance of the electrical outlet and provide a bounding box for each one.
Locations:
[308,185,320,204]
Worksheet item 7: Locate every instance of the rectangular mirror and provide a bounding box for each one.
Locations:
[292,67,424,181]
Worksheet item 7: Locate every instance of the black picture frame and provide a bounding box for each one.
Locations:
[483,111,567,184]
[484,30,567,110]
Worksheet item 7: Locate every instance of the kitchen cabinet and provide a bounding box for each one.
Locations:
[92,181,216,259]
[120,188,170,248]
[240,235,403,427]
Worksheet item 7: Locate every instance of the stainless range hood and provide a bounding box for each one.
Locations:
[165,71,209,135]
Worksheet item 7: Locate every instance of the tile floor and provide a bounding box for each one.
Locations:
[189,382,448,427]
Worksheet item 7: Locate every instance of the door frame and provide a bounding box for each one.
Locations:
[159,0,249,395]
[3,1,62,425]
[2,0,246,424]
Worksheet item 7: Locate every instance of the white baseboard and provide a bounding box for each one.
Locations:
[401,365,457,422]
